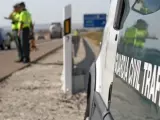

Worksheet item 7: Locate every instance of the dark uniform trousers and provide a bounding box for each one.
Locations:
[12,29,23,60]
[20,27,30,61]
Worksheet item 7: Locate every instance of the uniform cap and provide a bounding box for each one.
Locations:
[13,3,20,8]
[19,2,25,7]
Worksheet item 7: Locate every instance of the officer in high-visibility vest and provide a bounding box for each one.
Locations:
[123,19,148,58]
[5,3,23,62]
[18,2,32,63]
[74,29,79,36]
[72,29,80,57]
[140,7,150,14]
[122,19,158,60]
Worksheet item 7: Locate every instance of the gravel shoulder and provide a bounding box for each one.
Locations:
[0,49,86,120]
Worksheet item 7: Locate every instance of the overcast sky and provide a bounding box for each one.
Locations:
[0,0,110,27]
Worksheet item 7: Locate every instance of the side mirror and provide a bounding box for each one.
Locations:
[132,0,160,15]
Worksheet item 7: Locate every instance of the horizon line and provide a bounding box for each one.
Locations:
[0,22,83,28]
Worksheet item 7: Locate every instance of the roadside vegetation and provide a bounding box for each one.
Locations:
[81,31,103,46]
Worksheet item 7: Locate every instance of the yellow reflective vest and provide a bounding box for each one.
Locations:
[74,30,78,36]
[124,27,148,48]
[18,10,31,30]
[11,12,20,30]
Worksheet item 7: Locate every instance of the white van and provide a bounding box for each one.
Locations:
[84,0,160,120]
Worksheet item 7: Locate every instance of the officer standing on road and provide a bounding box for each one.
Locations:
[123,19,158,59]
[73,29,80,57]
[5,3,23,62]
[18,2,32,63]
[123,19,148,58]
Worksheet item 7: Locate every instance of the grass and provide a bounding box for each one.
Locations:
[81,31,103,46]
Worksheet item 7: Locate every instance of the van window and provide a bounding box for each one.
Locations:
[132,0,160,15]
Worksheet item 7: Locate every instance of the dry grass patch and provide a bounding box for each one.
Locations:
[81,31,103,46]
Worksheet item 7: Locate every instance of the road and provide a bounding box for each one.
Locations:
[0,38,62,81]
[1,39,51,50]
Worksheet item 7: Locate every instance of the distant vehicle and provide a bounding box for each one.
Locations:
[49,22,62,39]
[36,30,45,40]
[37,35,45,40]
[0,29,12,50]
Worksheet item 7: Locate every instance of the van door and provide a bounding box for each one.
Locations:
[88,0,122,119]
[95,0,119,94]
[110,0,160,119]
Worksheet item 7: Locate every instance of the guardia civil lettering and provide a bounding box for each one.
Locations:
[114,53,160,107]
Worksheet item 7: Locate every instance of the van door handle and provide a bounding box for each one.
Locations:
[115,34,118,41]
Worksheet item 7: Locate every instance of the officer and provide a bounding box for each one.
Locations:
[136,0,151,14]
[74,29,78,36]
[18,2,32,63]
[140,7,150,14]
[123,19,148,58]
[73,29,80,57]
[5,3,23,62]
[123,19,157,59]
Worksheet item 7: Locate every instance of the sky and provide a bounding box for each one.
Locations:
[0,0,110,27]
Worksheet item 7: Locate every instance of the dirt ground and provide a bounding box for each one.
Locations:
[0,49,86,120]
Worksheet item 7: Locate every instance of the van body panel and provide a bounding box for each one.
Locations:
[88,0,160,120]
[88,0,120,119]
[95,0,119,107]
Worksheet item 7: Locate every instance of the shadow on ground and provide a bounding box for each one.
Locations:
[72,36,80,57]
[75,39,95,72]
[24,37,96,95]
[0,48,16,52]
[72,38,96,94]
[32,61,63,66]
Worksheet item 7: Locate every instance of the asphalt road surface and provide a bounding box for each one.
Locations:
[0,38,62,80]
[1,39,51,50]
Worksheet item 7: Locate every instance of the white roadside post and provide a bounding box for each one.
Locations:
[61,4,72,93]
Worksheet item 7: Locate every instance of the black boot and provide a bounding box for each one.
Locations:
[23,58,30,63]
[15,58,23,63]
